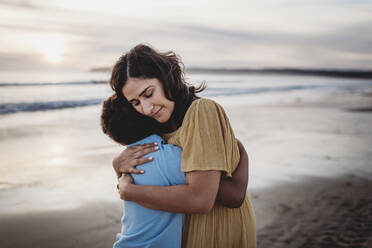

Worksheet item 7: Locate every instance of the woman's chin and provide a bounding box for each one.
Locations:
[153,113,171,123]
[155,118,167,124]
[153,115,171,124]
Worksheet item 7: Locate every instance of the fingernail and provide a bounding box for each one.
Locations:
[154,146,159,150]
[149,157,153,160]
[154,142,158,145]
[140,170,144,173]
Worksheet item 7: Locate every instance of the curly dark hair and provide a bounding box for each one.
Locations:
[100,94,161,144]
[109,44,206,129]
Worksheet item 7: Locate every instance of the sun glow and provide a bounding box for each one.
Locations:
[30,33,66,63]
[44,51,62,63]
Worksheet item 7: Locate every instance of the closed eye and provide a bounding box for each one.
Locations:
[144,89,153,98]
[130,100,140,106]
[129,86,153,107]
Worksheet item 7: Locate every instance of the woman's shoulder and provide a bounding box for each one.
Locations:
[191,98,219,106]
[187,98,222,113]
[182,98,227,127]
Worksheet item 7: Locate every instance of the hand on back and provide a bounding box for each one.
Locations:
[113,142,159,177]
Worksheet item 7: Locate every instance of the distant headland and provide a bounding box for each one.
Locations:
[89,67,372,79]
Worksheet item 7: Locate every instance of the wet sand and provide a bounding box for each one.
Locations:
[1,86,372,247]
[1,175,370,248]
[256,175,372,247]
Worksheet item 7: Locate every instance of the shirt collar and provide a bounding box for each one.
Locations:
[128,134,164,147]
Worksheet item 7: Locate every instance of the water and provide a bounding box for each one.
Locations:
[1,71,372,114]
[1,71,371,207]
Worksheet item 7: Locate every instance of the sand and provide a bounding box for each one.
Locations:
[0,86,371,247]
[256,175,372,247]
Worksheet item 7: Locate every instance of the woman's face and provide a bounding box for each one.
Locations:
[122,77,175,123]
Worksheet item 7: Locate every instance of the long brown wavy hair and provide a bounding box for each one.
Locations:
[109,44,205,130]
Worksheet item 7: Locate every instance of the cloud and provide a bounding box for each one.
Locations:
[0,52,51,71]
[315,20,372,55]
[169,20,372,69]
[0,0,42,9]
[0,0,371,71]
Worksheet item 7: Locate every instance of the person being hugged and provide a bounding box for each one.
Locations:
[101,94,186,248]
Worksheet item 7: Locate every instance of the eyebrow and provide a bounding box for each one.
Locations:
[128,85,152,103]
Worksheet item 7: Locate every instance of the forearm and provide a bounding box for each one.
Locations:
[122,184,210,214]
[217,139,249,208]
[120,170,221,214]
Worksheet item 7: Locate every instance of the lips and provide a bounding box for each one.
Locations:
[152,107,163,118]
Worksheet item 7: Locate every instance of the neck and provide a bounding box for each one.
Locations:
[159,118,178,134]
[168,122,178,132]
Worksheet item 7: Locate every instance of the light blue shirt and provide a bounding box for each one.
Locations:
[113,134,185,248]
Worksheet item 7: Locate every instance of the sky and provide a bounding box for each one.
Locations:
[0,0,372,74]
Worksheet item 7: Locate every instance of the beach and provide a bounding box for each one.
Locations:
[1,75,372,247]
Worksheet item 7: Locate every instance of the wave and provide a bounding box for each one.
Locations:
[187,67,372,79]
[0,84,347,115]
[204,85,323,97]
[0,99,104,115]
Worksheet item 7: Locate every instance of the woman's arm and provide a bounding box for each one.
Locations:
[216,139,249,208]
[118,170,221,214]
[114,139,248,209]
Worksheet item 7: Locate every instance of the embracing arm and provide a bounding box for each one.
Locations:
[113,138,248,209]
[216,139,249,208]
[119,170,221,214]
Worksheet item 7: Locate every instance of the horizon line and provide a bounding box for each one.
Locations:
[90,66,372,79]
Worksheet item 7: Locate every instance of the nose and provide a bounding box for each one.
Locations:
[142,99,154,116]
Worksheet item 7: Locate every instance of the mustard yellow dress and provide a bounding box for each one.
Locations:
[163,98,256,248]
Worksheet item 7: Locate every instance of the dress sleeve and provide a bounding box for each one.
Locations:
[178,99,240,177]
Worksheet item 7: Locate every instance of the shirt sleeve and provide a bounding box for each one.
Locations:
[178,99,240,177]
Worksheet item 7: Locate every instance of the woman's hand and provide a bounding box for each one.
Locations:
[117,173,134,200]
[113,143,158,178]
[216,138,249,208]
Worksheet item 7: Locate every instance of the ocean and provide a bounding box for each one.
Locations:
[1,71,372,212]
[1,72,372,115]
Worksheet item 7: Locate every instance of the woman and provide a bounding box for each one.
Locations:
[110,44,256,247]
[102,95,250,248]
